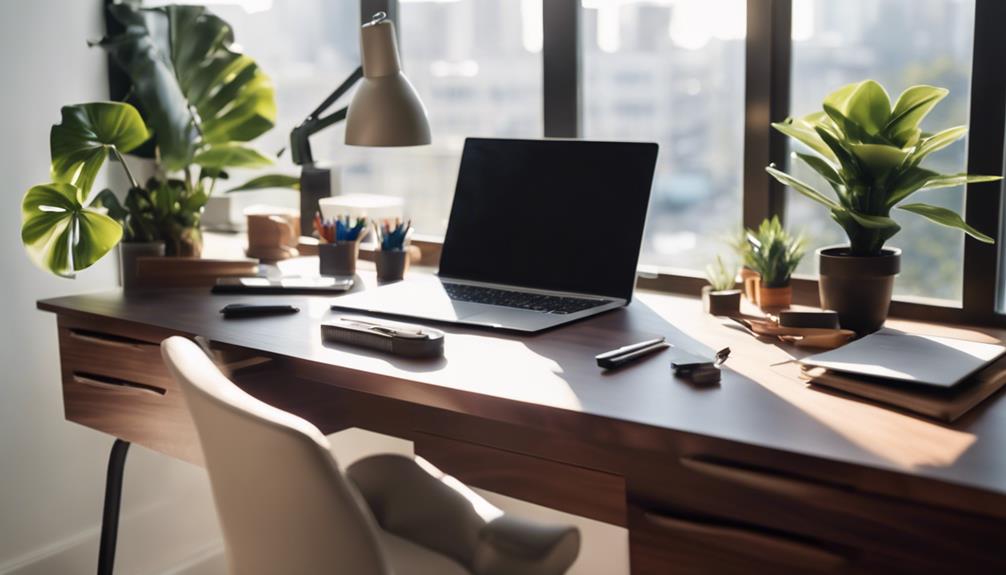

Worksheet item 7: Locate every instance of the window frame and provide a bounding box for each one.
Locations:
[109,0,1006,327]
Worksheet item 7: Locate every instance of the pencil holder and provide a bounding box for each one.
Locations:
[375,250,409,283]
[319,242,358,276]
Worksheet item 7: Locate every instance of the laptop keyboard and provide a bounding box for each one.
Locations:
[443,282,609,315]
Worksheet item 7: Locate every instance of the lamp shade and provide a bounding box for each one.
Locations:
[345,17,431,147]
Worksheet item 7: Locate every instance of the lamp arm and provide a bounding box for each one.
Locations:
[290,65,364,166]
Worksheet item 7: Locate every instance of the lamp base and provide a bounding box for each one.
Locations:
[300,164,337,235]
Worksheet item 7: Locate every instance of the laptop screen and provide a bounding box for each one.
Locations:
[439,138,658,302]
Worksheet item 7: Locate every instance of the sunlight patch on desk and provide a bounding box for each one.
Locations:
[758,360,977,470]
[638,293,978,471]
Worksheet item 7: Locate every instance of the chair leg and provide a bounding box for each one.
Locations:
[97,439,130,575]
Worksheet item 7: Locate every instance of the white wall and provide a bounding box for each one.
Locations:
[0,2,223,573]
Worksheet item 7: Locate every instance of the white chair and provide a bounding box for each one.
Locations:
[161,336,580,575]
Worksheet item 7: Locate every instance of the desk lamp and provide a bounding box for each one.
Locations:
[290,11,431,235]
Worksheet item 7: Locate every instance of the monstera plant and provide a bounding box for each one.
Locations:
[766,80,1001,333]
[21,2,297,276]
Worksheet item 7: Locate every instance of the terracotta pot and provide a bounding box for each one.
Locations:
[739,268,760,302]
[702,287,742,316]
[818,246,901,335]
[375,250,409,283]
[758,285,792,311]
[319,242,359,276]
[119,241,165,290]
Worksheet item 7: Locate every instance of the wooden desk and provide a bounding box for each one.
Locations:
[38,272,1006,574]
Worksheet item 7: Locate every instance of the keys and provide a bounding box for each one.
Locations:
[442,283,607,315]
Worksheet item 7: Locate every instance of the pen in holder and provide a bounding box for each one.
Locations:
[373,218,411,283]
[316,214,367,277]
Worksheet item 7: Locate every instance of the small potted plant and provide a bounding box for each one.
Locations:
[702,256,741,316]
[20,4,297,281]
[744,216,804,311]
[767,80,1000,332]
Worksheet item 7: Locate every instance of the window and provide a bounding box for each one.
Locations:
[350,0,543,235]
[150,0,541,235]
[123,0,1006,325]
[582,0,747,272]
[788,0,977,303]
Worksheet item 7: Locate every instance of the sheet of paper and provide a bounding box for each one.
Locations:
[800,329,1005,388]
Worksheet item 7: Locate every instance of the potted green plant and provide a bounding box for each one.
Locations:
[702,256,741,316]
[20,4,296,279]
[743,216,804,310]
[767,80,1000,333]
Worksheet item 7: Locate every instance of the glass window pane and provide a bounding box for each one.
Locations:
[345,0,542,234]
[582,0,747,273]
[150,0,542,236]
[789,0,976,303]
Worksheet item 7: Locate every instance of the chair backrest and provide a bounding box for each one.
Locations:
[161,336,391,575]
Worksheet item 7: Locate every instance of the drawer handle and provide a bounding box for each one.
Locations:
[68,329,155,350]
[642,511,847,569]
[680,455,849,498]
[73,373,166,397]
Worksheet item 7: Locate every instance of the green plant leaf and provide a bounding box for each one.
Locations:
[921,173,1002,190]
[193,144,273,170]
[226,173,301,193]
[887,167,940,207]
[93,189,129,221]
[765,165,841,210]
[21,182,122,276]
[822,103,876,143]
[772,117,836,161]
[843,80,891,135]
[794,153,842,187]
[822,82,859,115]
[813,125,864,181]
[846,209,900,231]
[98,4,276,170]
[849,143,911,179]
[50,102,149,196]
[885,85,948,144]
[899,203,994,243]
[909,126,967,165]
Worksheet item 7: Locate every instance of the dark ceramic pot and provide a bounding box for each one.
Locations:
[319,242,358,276]
[375,250,409,283]
[702,287,741,316]
[818,246,901,335]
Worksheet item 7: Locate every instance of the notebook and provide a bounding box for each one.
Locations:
[802,357,1006,422]
[800,329,1006,389]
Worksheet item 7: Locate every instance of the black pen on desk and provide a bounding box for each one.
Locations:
[220,303,300,319]
[596,337,669,370]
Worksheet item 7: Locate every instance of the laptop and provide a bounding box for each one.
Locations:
[331,137,659,332]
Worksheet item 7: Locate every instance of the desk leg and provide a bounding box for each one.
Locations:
[97,439,130,575]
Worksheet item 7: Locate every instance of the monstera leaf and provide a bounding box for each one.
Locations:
[97,3,276,170]
[50,102,149,196]
[21,183,122,276]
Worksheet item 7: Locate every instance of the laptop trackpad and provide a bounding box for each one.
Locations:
[332,279,483,321]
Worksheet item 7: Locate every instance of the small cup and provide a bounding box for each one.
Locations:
[319,242,358,276]
[375,250,409,283]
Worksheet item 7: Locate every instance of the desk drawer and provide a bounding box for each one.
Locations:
[629,447,1005,573]
[58,317,175,390]
[56,315,202,465]
[628,503,849,575]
